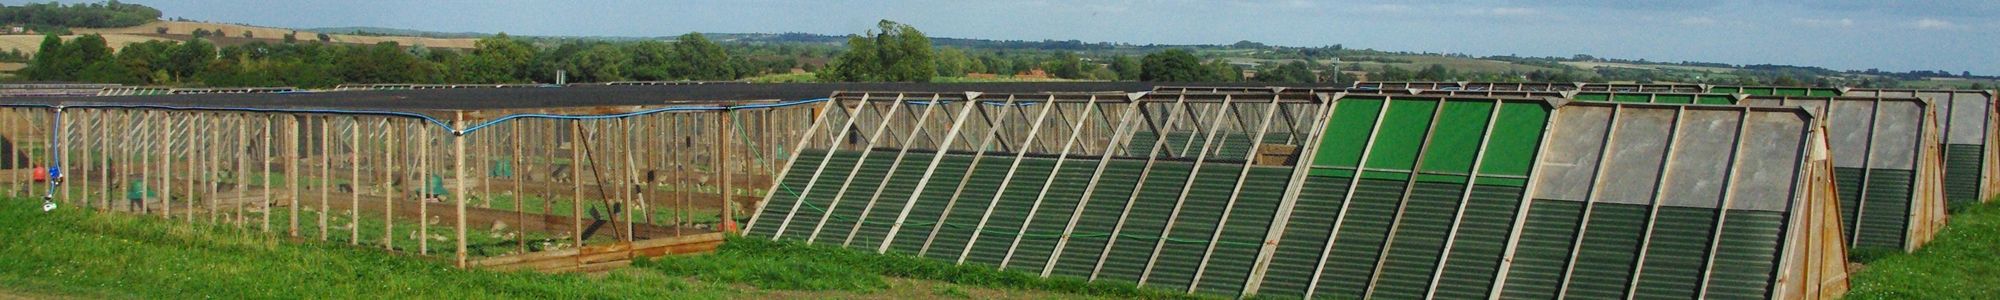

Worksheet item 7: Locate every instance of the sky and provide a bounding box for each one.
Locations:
[14,0,1999,74]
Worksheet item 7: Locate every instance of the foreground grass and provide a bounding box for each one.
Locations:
[638,237,1208,299]
[1845,201,2000,298]
[0,199,731,299]
[0,198,1112,299]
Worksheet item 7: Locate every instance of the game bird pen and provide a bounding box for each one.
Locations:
[0,98,817,270]
[748,89,1851,299]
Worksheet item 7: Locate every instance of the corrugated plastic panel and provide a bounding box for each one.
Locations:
[1834,167,1863,241]
[1312,179,1404,299]
[813,150,897,245]
[1097,161,1194,282]
[1048,159,1144,277]
[848,151,936,249]
[749,149,826,237]
[1255,175,1352,298]
[1631,206,1716,300]
[1004,159,1096,272]
[1369,182,1466,298]
[965,157,1059,266]
[1944,144,1983,204]
[1194,166,1292,295]
[1856,169,1914,249]
[887,155,973,254]
[923,155,1015,261]
[1145,164,1242,291]
[1431,184,1526,299]
[1562,203,1648,299]
[780,150,861,240]
[1498,199,1584,299]
[1702,210,1784,299]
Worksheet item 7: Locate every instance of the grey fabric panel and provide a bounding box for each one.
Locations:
[1822,100,1873,169]
[1534,105,1613,202]
[1596,107,1674,205]
[1868,101,1922,170]
[1659,110,1741,208]
[1941,92,1992,144]
[1729,110,1808,212]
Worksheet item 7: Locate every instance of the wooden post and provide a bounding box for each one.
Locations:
[351,117,362,245]
[571,120,583,247]
[514,120,526,253]
[384,120,395,250]
[321,116,332,240]
[290,115,301,237]
[262,115,273,232]
[455,111,469,267]
[720,110,734,233]
[419,118,431,254]
[236,114,249,227]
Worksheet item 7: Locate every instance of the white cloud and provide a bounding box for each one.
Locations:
[1913,18,1958,30]
[1678,17,1717,26]
[1792,18,1855,28]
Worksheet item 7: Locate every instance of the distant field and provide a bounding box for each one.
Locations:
[1343,55,1566,74]
[1898,78,1999,90]
[1560,61,1737,73]
[0,21,481,55]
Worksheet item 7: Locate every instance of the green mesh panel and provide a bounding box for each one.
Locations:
[1312,179,1404,299]
[1145,164,1242,291]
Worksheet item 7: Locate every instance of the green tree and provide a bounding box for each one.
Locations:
[21,34,67,80]
[161,38,215,82]
[1140,49,1206,82]
[565,43,631,82]
[820,20,934,82]
[335,42,426,83]
[1042,52,1084,79]
[670,33,733,80]
[934,47,969,77]
[625,40,675,81]
[1109,55,1141,81]
[456,33,534,83]
[1416,64,1452,81]
[1207,60,1242,82]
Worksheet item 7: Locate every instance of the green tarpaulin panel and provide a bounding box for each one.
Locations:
[965,157,1058,266]
[813,151,896,245]
[1004,159,1097,272]
[888,154,973,254]
[1097,161,1194,282]
[1498,199,1584,299]
[1430,184,1525,299]
[748,150,825,237]
[924,155,1015,261]
[848,151,936,249]
[1049,159,1144,277]
[1944,144,1983,205]
[1256,174,1351,298]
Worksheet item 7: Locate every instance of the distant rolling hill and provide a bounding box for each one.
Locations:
[0,21,478,55]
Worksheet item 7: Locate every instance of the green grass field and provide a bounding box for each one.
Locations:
[0,198,1128,299]
[1843,200,2000,298]
[5,195,1998,298]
